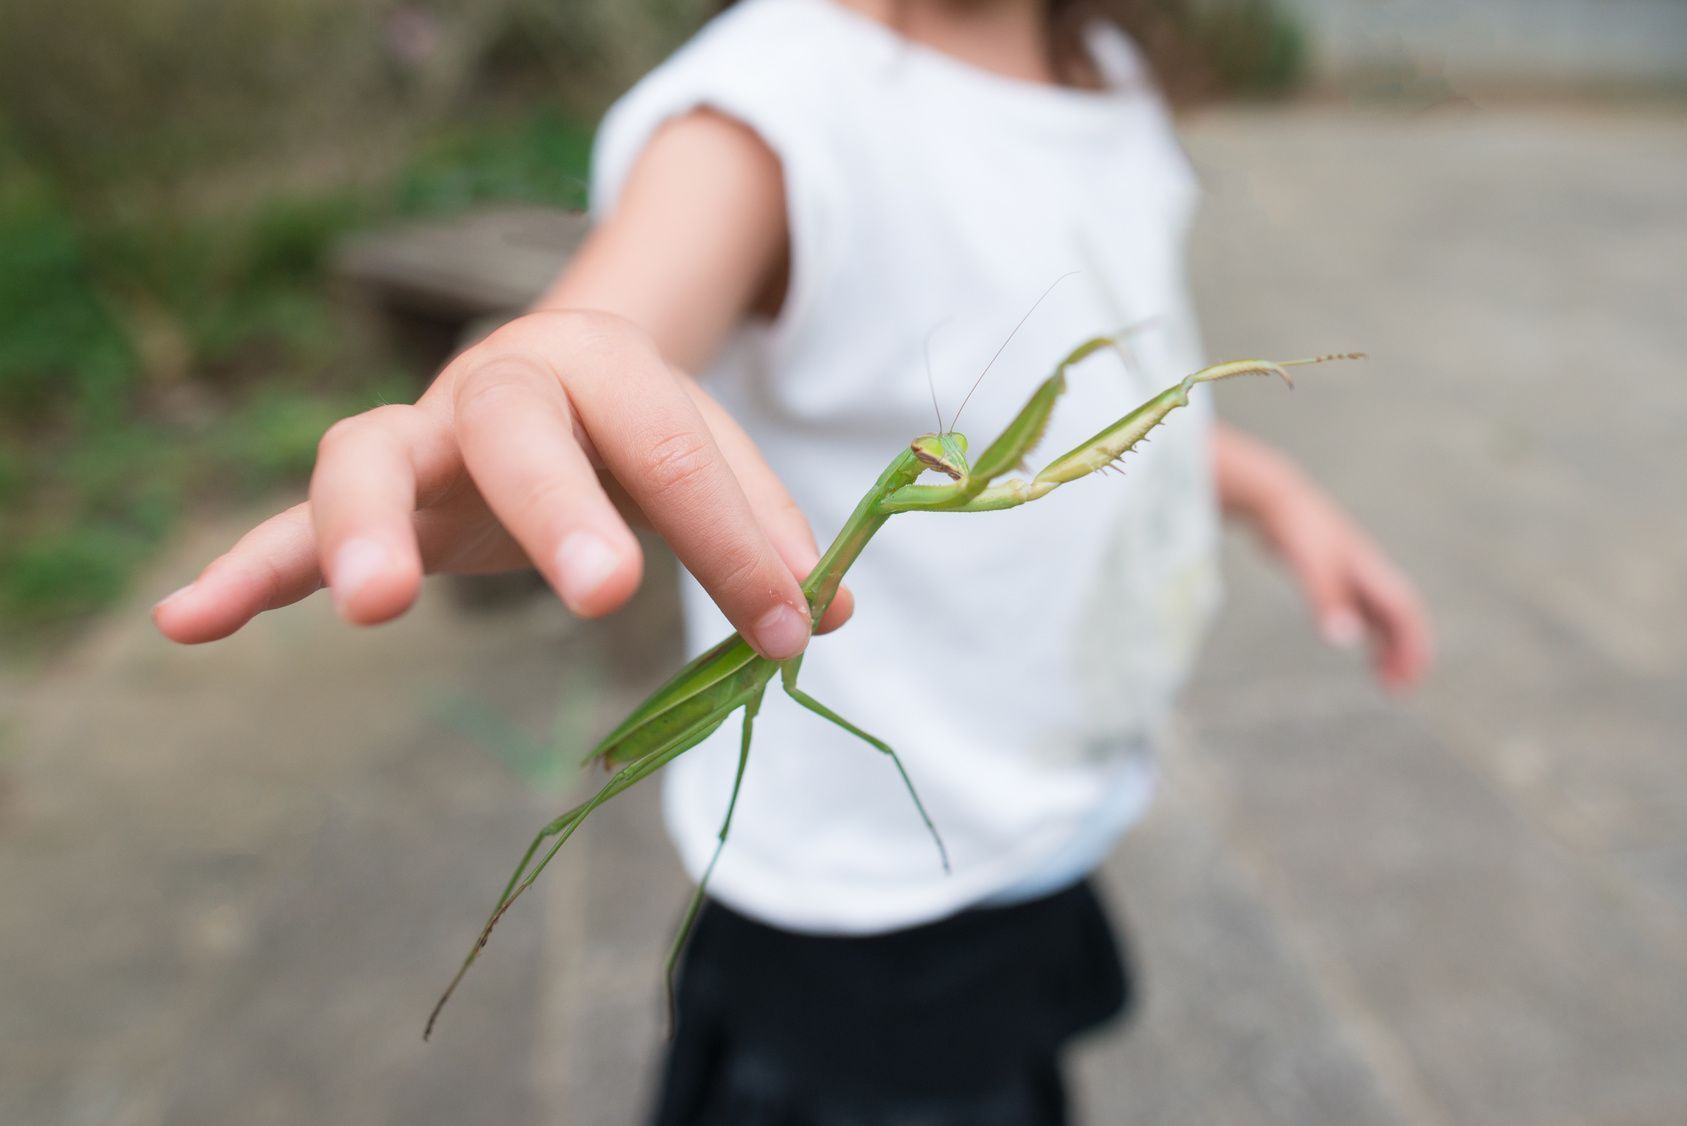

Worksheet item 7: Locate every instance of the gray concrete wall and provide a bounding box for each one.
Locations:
[1276,0,1687,93]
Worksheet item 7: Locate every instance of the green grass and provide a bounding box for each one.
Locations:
[0,110,593,648]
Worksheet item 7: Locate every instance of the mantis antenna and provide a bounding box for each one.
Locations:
[923,321,949,433]
[949,271,1080,433]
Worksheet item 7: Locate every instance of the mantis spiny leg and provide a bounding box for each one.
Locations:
[1032,354,1361,489]
[900,354,1362,514]
[886,326,1152,514]
[963,333,1120,485]
[663,687,765,1029]
[779,661,951,873]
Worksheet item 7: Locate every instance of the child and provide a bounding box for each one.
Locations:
[155,0,1430,1121]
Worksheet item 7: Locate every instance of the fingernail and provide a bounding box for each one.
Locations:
[554,532,619,613]
[752,602,810,660]
[1320,610,1363,649]
[331,538,388,612]
[153,583,194,612]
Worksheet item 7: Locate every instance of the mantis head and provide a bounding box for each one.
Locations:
[910,432,969,480]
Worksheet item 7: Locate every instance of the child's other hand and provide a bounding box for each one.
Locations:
[1214,424,1432,692]
[151,311,848,659]
[1255,480,1433,691]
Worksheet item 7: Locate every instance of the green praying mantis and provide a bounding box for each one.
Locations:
[423,329,1361,1040]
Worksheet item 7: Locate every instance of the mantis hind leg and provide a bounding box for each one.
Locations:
[663,687,764,1031]
[425,715,716,1040]
[779,661,951,873]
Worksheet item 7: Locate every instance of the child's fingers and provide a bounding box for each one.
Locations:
[1353,552,1433,690]
[151,503,323,643]
[459,312,813,660]
[451,351,646,620]
[674,370,854,635]
[1278,533,1363,649]
[308,404,446,624]
[1259,483,1430,691]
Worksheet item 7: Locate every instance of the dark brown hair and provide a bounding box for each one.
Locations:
[717,0,1215,106]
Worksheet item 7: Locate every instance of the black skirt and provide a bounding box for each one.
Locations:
[649,878,1132,1126]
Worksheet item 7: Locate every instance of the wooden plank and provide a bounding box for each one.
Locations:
[332,205,591,321]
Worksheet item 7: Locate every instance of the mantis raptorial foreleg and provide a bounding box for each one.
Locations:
[964,333,1120,484]
[779,661,951,873]
[663,689,764,1020]
[1030,357,1345,488]
[887,353,1361,515]
[895,331,1134,510]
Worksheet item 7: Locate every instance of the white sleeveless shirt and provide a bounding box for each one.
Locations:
[592,0,1221,933]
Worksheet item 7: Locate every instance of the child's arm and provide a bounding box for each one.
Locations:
[1212,422,1433,691]
[151,110,842,657]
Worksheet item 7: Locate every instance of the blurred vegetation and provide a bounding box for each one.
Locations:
[0,107,608,643]
[1184,0,1305,98]
[0,0,1302,648]
[1107,0,1306,102]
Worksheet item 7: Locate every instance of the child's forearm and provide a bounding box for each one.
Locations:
[531,108,790,375]
[1211,419,1306,523]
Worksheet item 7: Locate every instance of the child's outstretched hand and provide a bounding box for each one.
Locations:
[1214,423,1432,692]
[151,310,849,659]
